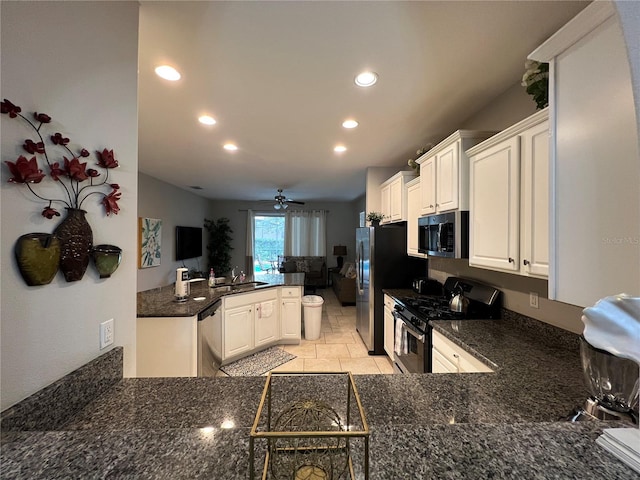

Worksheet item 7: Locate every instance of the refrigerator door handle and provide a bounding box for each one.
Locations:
[357,240,365,294]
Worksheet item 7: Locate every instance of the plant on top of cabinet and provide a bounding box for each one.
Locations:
[521,60,549,110]
[204,217,233,275]
[407,144,433,174]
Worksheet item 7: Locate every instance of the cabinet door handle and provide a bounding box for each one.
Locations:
[435,203,439,207]
[453,353,459,358]
[508,257,514,263]
[429,204,434,208]
[523,259,530,266]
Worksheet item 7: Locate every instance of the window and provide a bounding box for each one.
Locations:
[253,214,285,275]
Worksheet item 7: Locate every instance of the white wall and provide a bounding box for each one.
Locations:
[208,200,360,274]
[137,173,210,291]
[0,2,139,409]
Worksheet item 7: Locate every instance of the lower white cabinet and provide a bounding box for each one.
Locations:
[383,294,395,358]
[431,330,493,374]
[281,286,302,342]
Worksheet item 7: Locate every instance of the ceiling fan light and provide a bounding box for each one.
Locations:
[273,203,281,210]
[282,203,289,209]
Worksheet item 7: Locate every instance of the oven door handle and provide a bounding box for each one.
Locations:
[397,315,425,343]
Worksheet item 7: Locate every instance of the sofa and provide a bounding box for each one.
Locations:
[331,263,356,305]
[279,256,327,289]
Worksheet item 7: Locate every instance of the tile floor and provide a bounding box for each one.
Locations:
[216,288,394,376]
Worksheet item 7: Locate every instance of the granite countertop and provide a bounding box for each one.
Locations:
[137,272,305,318]
[2,293,638,478]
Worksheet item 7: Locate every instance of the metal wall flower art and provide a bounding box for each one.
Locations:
[2,99,123,283]
[1,99,121,217]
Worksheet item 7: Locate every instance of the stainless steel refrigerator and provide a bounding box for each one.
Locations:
[356,225,423,354]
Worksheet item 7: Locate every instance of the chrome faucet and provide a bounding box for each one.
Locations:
[231,266,239,283]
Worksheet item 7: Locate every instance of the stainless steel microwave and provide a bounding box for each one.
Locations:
[418,211,469,258]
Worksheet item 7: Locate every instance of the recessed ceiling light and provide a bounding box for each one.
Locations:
[198,115,216,126]
[334,145,347,153]
[154,65,181,81]
[342,119,359,129]
[223,143,238,151]
[354,71,378,87]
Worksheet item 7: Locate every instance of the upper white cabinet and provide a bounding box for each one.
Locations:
[417,131,495,216]
[529,2,640,306]
[467,109,549,278]
[406,178,426,258]
[380,171,417,224]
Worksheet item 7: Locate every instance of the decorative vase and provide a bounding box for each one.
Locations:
[92,244,122,278]
[14,233,61,286]
[54,208,93,282]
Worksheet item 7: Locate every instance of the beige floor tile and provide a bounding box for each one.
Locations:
[339,357,382,374]
[299,334,326,344]
[320,324,334,333]
[271,357,305,373]
[315,343,351,359]
[303,358,341,372]
[324,332,357,344]
[346,342,369,358]
[282,343,317,358]
[374,356,395,374]
[325,305,343,315]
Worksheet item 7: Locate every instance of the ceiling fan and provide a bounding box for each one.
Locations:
[270,189,305,210]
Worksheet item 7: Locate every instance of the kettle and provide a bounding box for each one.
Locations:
[449,286,469,314]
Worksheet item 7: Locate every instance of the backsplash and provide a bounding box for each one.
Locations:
[1,347,123,431]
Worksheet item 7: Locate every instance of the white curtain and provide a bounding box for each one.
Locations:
[245,209,255,274]
[284,210,326,256]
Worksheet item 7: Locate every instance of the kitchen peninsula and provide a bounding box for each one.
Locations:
[1,305,636,478]
[136,273,305,377]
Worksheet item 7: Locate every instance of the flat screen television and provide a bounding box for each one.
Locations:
[175,226,203,261]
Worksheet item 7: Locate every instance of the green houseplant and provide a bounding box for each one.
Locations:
[204,217,233,275]
[366,211,385,226]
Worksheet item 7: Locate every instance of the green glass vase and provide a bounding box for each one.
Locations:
[14,233,61,286]
[92,244,122,278]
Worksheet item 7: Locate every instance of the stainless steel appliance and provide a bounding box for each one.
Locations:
[356,225,421,354]
[418,211,469,258]
[393,277,501,374]
[568,337,639,423]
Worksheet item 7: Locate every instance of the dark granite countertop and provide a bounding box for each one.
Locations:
[137,273,304,318]
[2,294,638,478]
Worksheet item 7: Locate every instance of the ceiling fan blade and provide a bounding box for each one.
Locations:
[285,200,305,205]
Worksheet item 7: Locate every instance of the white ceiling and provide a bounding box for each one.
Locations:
[138,1,588,204]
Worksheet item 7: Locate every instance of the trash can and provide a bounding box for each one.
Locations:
[301,295,324,340]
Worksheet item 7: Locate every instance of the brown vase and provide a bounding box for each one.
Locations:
[54,208,93,282]
[14,233,61,286]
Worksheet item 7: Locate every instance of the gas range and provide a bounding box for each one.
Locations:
[392,277,501,374]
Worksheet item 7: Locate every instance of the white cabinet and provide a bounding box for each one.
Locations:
[224,304,254,358]
[467,110,549,278]
[431,330,493,374]
[406,178,426,258]
[383,294,396,358]
[380,171,417,224]
[530,1,640,306]
[417,131,495,216]
[137,315,198,377]
[280,286,302,343]
[223,288,279,362]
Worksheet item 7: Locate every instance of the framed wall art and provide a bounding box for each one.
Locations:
[138,217,162,268]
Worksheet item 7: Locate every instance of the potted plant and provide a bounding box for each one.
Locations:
[204,217,233,275]
[366,212,385,226]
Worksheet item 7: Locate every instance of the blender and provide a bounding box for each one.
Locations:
[569,336,639,423]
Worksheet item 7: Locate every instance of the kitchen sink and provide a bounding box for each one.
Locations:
[211,281,268,293]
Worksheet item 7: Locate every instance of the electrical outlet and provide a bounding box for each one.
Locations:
[100,319,114,349]
[529,292,539,309]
